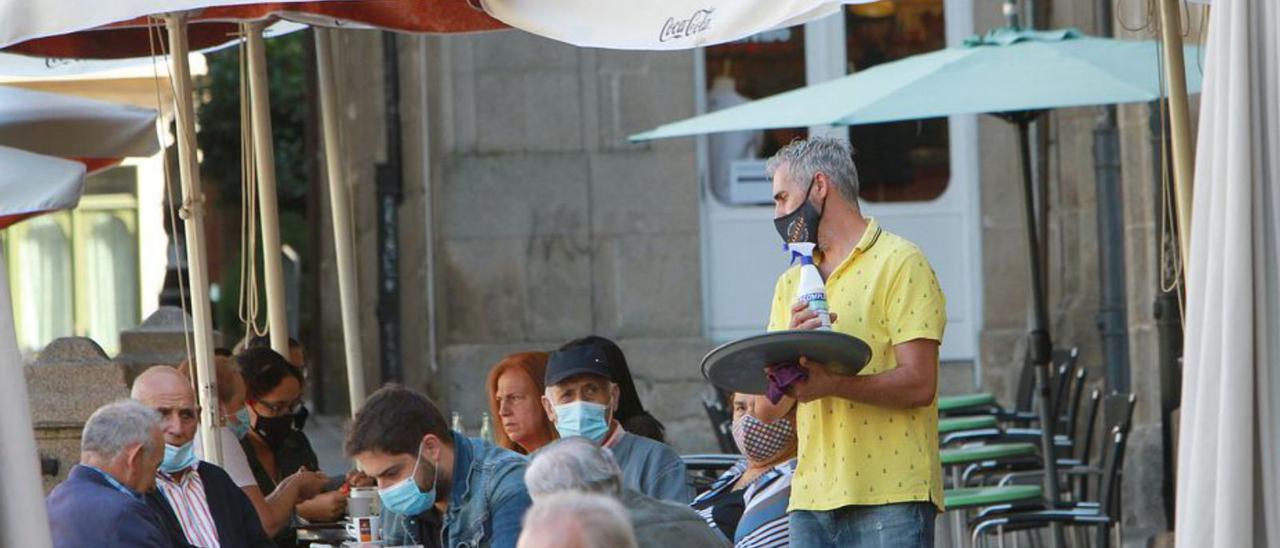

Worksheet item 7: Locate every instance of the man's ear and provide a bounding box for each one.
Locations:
[609,384,621,416]
[541,395,556,423]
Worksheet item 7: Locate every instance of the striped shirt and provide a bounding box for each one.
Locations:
[692,459,796,548]
[156,466,221,548]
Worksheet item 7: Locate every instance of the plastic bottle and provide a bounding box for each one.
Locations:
[479,412,494,443]
[788,242,832,330]
[451,411,465,436]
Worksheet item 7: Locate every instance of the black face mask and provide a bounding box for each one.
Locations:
[773,177,825,245]
[253,413,295,450]
[292,404,309,431]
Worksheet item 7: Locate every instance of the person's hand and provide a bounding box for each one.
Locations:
[297,490,347,523]
[788,301,838,330]
[785,357,842,403]
[288,468,330,501]
[345,469,375,489]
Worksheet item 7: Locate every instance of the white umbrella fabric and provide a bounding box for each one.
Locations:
[0,145,85,548]
[479,0,869,50]
[1175,0,1280,545]
[0,85,158,158]
[0,145,85,229]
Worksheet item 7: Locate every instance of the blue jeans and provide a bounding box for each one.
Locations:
[789,502,935,548]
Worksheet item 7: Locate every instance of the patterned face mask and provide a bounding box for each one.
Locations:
[732,414,795,463]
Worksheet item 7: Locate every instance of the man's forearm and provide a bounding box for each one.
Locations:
[828,366,936,408]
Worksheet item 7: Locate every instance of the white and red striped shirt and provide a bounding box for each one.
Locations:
[156,466,221,548]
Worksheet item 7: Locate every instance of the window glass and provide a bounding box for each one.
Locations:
[81,212,138,355]
[14,216,74,354]
[845,0,950,202]
[703,26,807,205]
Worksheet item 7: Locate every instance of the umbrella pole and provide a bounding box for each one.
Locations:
[1015,115,1063,544]
[0,254,53,547]
[245,22,290,357]
[164,13,222,464]
[1155,0,1195,272]
[314,28,367,415]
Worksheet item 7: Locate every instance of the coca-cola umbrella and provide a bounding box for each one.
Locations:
[0,1,508,467]
[0,1,881,470]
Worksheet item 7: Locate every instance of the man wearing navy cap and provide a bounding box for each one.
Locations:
[542,344,692,503]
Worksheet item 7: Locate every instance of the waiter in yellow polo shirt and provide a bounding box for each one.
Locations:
[763,137,946,548]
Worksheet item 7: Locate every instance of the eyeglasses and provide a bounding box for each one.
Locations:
[251,398,303,417]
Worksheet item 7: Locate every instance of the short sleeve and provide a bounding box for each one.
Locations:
[885,250,946,345]
[195,427,258,488]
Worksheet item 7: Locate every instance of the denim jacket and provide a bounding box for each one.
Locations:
[382,431,532,548]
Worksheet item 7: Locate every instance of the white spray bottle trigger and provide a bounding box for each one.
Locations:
[786,243,832,330]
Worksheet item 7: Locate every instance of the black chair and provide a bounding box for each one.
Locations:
[969,393,1137,548]
[682,453,744,494]
[702,386,738,454]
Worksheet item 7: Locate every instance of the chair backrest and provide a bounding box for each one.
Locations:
[1096,393,1137,518]
[1050,348,1081,423]
[1014,346,1078,413]
[1079,388,1103,466]
[1063,368,1088,439]
[702,387,738,454]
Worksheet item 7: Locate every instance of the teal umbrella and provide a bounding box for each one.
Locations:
[633,27,1202,515]
[630,28,1201,140]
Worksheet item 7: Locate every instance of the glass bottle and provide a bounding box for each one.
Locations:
[451,411,465,436]
[479,412,494,443]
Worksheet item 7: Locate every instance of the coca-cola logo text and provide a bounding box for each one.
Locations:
[659,8,714,43]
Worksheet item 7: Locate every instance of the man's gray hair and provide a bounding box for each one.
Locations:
[520,492,638,548]
[765,137,860,203]
[524,437,624,498]
[81,399,162,461]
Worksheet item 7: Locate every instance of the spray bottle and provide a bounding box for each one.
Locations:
[787,242,832,330]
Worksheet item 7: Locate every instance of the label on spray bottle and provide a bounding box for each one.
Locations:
[788,243,832,330]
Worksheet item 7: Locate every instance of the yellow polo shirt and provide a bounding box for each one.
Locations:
[767,218,946,512]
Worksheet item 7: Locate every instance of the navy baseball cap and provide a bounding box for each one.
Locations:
[545,344,614,386]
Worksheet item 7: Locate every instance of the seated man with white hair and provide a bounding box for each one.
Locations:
[46,400,172,548]
[524,437,728,548]
[517,492,638,548]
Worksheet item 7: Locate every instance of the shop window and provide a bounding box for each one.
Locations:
[3,166,140,356]
[846,0,950,202]
[703,26,807,205]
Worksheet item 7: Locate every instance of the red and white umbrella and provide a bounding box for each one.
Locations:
[0,145,86,229]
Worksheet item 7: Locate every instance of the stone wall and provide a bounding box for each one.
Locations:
[26,337,131,493]
[318,30,714,451]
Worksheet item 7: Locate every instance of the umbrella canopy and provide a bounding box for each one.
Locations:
[631,28,1204,141]
[0,145,86,229]
[1,1,505,59]
[0,85,159,158]
[0,0,873,55]
[479,0,870,50]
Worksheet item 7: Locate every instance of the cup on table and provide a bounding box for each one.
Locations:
[345,515,381,543]
[348,487,379,518]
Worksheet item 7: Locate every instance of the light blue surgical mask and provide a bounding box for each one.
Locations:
[161,441,198,474]
[553,401,611,442]
[228,408,251,440]
[378,442,437,517]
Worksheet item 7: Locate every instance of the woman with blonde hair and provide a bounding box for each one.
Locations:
[486,352,557,454]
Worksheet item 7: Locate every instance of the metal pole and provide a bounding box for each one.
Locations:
[1018,117,1063,547]
[314,27,367,415]
[0,253,53,547]
[1155,0,1195,270]
[376,31,403,384]
[1093,0,1132,393]
[164,13,221,464]
[245,22,290,357]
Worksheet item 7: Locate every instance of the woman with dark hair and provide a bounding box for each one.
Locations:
[237,346,346,537]
[485,351,558,454]
[559,336,667,443]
